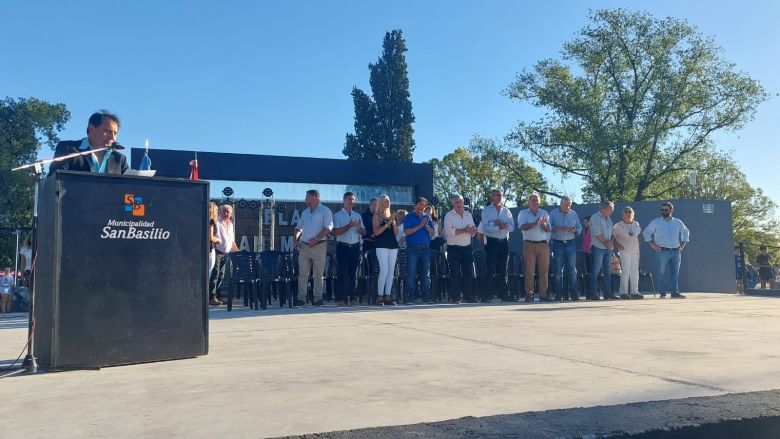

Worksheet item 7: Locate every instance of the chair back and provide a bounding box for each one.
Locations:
[473,250,487,275]
[228,251,255,283]
[257,251,284,281]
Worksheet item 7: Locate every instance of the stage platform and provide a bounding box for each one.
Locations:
[1,293,779,438]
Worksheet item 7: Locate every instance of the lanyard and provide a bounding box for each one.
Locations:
[89,150,112,173]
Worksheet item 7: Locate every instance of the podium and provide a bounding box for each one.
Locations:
[34,171,209,369]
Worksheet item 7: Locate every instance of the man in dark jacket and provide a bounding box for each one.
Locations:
[48,110,128,176]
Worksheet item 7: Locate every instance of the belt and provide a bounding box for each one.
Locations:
[525,240,547,244]
[409,243,429,249]
[301,240,325,246]
[486,237,508,242]
[552,239,573,244]
[337,242,360,248]
[660,247,679,251]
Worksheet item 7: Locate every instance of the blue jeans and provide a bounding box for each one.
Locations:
[552,240,578,298]
[657,248,681,294]
[590,246,613,298]
[406,245,431,302]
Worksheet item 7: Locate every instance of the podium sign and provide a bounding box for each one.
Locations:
[34,171,209,368]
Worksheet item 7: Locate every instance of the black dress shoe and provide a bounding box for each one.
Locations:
[671,293,686,299]
[294,299,306,307]
[659,293,667,298]
[570,296,580,301]
[606,295,621,300]
[540,296,553,302]
[524,296,534,302]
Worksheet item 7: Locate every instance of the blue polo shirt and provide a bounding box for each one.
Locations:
[404,211,432,246]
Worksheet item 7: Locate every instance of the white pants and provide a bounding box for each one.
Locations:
[376,248,398,295]
[208,249,216,274]
[618,251,640,295]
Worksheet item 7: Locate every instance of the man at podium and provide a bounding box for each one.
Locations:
[48,110,129,176]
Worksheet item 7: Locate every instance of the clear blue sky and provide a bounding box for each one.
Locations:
[3,0,778,204]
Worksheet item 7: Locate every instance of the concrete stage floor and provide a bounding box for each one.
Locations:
[0,293,779,438]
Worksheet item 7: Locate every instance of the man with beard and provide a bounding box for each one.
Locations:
[643,202,690,298]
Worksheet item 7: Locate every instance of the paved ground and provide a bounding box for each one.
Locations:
[1,293,779,438]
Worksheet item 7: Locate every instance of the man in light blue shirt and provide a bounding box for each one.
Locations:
[643,201,690,298]
[294,189,334,306]
[333,191,365,306]
[478,189,515,302]
[548,196,583,300]
[589,201,618,300]
[518,193,551,301]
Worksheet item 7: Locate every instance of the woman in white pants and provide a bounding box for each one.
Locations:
[373,194,399,305]
[613,206,643,299]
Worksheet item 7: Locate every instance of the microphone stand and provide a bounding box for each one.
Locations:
[13,145,119,374]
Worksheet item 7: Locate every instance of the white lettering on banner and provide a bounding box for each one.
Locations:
[277,212,288,226]
[263,208,272,225]
[100,218,171,240]
[239,236,250,251]
[290,209,301,226]
[281,236,294,253]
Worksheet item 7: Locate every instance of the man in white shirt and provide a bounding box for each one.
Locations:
[613,206,643,299]
[477,189,515,302]
[294,189,334,307]
[444,195,477,303]
[209,204,238,305]
[332,191,365,306]
[517,193,551,302]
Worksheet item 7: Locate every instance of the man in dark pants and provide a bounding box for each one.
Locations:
[332,192,365,306]
[477,189,515,302]
[444,195,477,303]
[209,204,238,305]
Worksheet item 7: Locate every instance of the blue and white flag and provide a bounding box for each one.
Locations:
[139,139,152,171]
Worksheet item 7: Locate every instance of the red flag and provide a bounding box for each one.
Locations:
[189,157,199,180]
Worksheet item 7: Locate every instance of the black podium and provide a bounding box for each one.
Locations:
[33,171,209,369]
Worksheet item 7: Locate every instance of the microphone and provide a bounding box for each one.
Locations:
[111,143,126,150]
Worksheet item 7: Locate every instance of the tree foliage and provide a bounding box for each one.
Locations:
[0,97,70,263]
[344,29,416,162]
[663,151,780,261]
[429,143,549,212]
[505,8,767,202]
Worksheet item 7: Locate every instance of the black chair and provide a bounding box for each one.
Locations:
[507,251,523,300]
[256,251,293,309]
[395,248,411,303]
[227,251,257,311]
[429,248,447,303]
[358,249,379,304]
[473,249,489,301]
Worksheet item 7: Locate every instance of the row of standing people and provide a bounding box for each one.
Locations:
[205,188,691,307]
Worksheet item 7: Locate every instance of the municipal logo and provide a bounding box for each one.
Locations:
[124,194,145,217]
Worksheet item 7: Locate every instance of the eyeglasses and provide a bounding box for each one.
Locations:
[660,208,670,212]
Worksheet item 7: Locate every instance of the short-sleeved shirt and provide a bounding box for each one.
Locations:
[333,208,363,245]
[589,211,614,250]
[517,208,550,242]
[613,220,642,255]
[404,211,433,246]
[549,208,582,241]
[296,203,334,244]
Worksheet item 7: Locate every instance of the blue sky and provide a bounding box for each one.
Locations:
[3,0,778,204]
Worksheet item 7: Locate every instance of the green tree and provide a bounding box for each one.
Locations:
[663,151,780,261]
[0,97,70,263]
[429,144,549,212]
[344,29,415,162]
[505,9,767,202]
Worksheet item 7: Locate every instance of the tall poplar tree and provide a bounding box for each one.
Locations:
[344,30,416,162]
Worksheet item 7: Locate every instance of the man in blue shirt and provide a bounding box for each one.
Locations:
[549,196,583,300]
[478,189,515,302]
[404,196,435,303]
[643,202,690,298]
